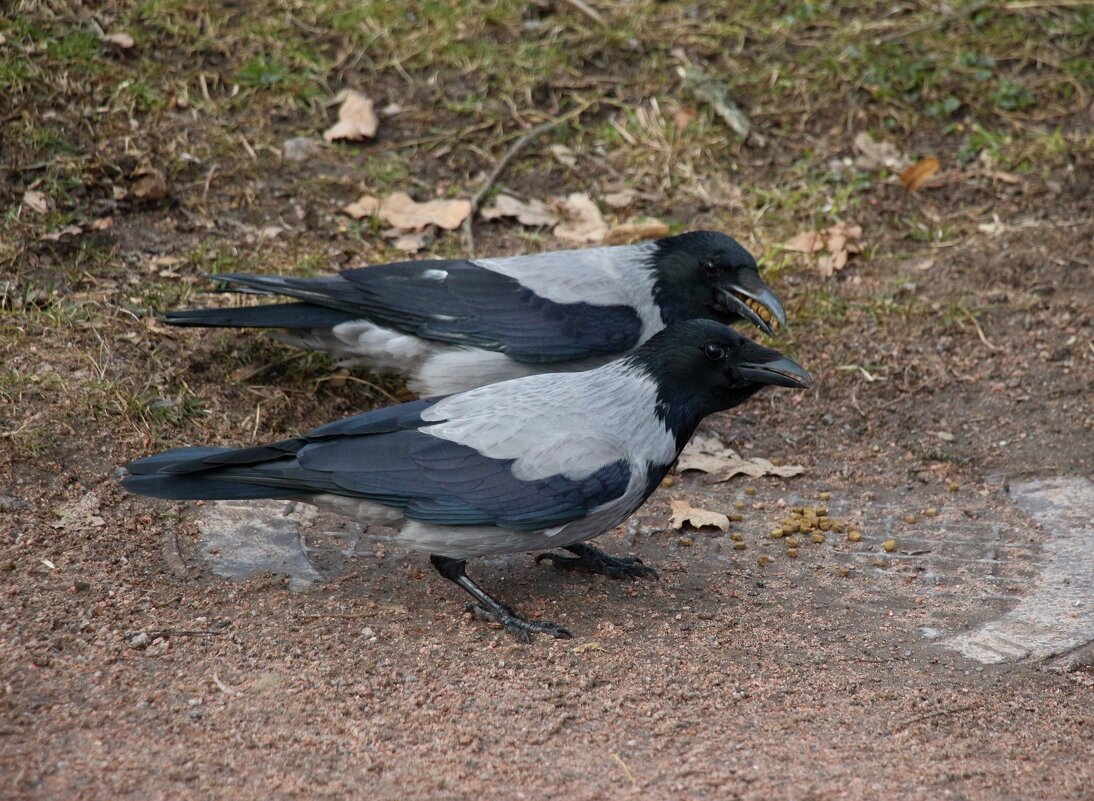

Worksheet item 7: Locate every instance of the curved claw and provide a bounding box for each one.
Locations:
[466,603,572,642]
[536,548,659,581]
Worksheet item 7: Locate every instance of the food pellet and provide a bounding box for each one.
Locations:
[948,482,960,492]
[744,486,756,496]
[660,476,674,488]
[787,548,799,558]
[786,537,800,548]
[848,530,862,543]
[903,514,916,524]
[757,555,771,566]
[733,541,746,551]
[837,567,850,577]
[733,500,745,510]
[730,532,744,542]
[883,538,897,552]
[811,533,825,544]
[771,528,785,539]
[925,507,938,517]
[727,513,743,522]
[680,537,694,547]
[818,492,832,501]
[816,507,828,517]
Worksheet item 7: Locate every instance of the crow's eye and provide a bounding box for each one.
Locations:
[703,260,719,277]
[703,343,727,362]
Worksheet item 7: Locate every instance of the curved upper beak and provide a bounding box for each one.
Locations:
[739,355,813,389]
[716,271,787,337]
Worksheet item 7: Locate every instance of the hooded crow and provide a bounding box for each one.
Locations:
[164,231,786,395]
[122,319,811,640]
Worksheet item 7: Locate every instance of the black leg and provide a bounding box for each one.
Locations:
[429,555,572,642]
[535,542,659,580]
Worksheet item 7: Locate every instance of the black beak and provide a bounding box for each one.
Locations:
[715,271,787,337]
[739,355,813,389]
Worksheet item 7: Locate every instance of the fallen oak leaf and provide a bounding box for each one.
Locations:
[553,192,608,243]
[22,190,48,214]
[900,156,940,191]
[324,90,379,142]
[377,192,470,231]
[669,499,730,532]
[782,231,825,253]
[480,194,558,227]
[677,435,805,481]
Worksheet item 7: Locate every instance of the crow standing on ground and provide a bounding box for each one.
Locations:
[123,320,811,640]
[165,231,786,394]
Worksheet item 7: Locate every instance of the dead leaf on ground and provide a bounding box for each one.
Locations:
[387,228,434,253]
[782,231,824,253]
[853,132,907,171]
[669,499,730,532]
[342,192,470,231]
[553,193,608,243]
[51,492,106,530]
[23,190,48,214]
[603,218,670,245]
[131,169,168,202]
[785,221,862,278]
[324,90,379,143]
[677,434,805,482]
[480,194,559,227]
[900,157,941,191]
[102,32,135,49]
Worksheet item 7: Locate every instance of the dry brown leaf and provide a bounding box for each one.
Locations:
[782,231,824,253]
[90,217,114,231]
[23,190,48,214]
[103,32,135,49]
[900,156,940,191]
[324,90,379,142]
[852,132,906,171]
[480,194,558,227]
[377,192,470,231]
[678,434,805,481]
[131,170,167,202]
[342,195,381,219]
[669,499,730,532]
[390,229,433,253]
[553,193,608,243]
[603,219,670,245]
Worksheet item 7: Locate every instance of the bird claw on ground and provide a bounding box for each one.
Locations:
[465,604,573,642]
[535,545,660,581]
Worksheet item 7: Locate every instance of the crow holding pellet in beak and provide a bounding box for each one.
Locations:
[122,320,810,641]
[165,231,786,395]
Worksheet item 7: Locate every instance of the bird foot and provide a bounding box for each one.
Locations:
[465,604,572,643]
[535,543,659,581]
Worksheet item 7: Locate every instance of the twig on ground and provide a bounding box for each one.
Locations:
[461,103,592,256]
[964,310,1000,351]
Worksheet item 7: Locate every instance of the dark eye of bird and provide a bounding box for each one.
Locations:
[703,343,727,361]
[704,261,719,277]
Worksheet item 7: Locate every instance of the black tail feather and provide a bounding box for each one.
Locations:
[164,302,355,330]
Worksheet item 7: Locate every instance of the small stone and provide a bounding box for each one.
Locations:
[130,632,150,649]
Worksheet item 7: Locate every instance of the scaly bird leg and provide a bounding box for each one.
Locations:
[535,542,659,580]
[429,554,572,642]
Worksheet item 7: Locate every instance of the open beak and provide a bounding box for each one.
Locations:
[739,355,813,389]
[716,273,787,337]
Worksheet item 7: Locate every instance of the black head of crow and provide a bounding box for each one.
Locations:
[124,319,810,641]
[650,231,786,337]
